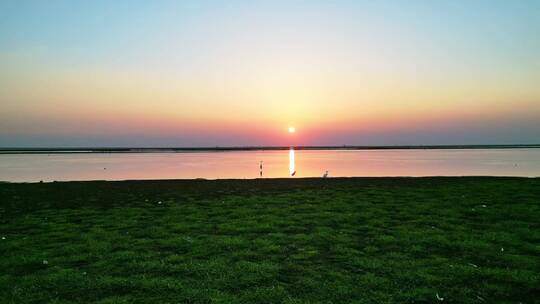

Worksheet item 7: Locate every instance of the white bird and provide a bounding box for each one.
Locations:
[322,170,328,178]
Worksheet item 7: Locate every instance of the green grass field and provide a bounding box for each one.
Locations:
[1,177,539,303]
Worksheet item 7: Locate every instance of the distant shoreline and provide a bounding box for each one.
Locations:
[0,144,539,154]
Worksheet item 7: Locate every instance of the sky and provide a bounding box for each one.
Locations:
[1,0,539,147]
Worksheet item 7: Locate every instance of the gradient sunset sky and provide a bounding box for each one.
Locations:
[1,0,539,147]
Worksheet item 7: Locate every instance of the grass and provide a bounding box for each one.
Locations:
[1,177,539,303]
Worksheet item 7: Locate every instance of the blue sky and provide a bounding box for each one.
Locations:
[1,0,539,146]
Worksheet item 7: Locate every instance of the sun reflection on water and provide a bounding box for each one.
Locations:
[289,147,295,176]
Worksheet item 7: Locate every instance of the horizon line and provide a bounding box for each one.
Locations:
[1,144,539,154]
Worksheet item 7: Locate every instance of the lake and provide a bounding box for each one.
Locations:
[0,148,539,182]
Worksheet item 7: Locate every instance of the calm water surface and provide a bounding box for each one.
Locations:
[0,149,539,182]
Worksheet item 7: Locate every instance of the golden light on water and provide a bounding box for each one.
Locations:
[289,148,295,177]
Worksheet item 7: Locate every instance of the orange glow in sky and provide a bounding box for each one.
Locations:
[0,1,539,147]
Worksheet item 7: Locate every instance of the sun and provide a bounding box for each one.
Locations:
[288,126,296,134]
